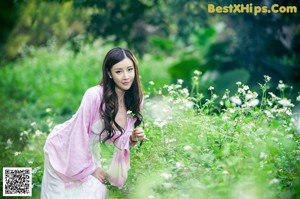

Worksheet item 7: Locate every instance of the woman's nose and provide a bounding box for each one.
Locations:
[123,71,129,79]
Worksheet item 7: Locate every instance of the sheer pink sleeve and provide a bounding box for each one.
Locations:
[44,86,102,183]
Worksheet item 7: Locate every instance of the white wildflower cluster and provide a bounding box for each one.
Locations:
[243,91,259,107]
[192,70,202,82]
[165,138,176,144]
[153,119,168,128]
[278,99,294,107]
[178,88,189,98]
[277,80,286,91]
[231,82,260,108]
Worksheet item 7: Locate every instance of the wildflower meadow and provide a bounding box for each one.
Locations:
[0,44,300,199]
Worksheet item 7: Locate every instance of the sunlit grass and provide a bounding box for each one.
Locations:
[0,44,300,198]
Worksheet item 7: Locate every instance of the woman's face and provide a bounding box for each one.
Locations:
[110,57,135,92]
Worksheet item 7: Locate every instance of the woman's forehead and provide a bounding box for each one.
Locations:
[111,58,134,70]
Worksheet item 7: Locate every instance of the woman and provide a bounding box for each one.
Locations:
[41,47,148,198]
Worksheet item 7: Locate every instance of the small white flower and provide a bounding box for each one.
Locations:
[264,110,274,118]
[228,108,235,113]
[285,109,292,116]
[264,75,271,82]
[212,94,218,99]
[148,195,155,199]
[149,81,155,85]
[35,130,43,136]
[220,101,224,106]
[222,94,227,99]
[236,81,242,85]
[45,108,52,113]
[208,86,214,91]
[269,92,277,98]
[7,139,12,145]
[238,88,245,94]
[247,99,259,107]
[168,85,174,91]
[127,110,135,117]
[181,88,189,96]
[297,95,300,102]
[278,80,285,90]
[278,99,294,107]
[28,161,33,164]
[186,101,194,109]
[14,152,21,156]
[176,162,183,168]
[222,115,229,120]
[269,178,279,184]
[160,173,172,180]
[165,138,176,144]
[243,85,249,90]
[32,167,40,174]
[30,122,36,126]
[222,170,229,175]
[230,96,242,105]
[177,79,184,84]
[194,70,201,75]
[154,120,168,128]
[183,145,192,151]
[260,152,267,159]
[245,94,253,100]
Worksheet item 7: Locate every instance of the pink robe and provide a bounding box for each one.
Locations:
[44,85,136,189]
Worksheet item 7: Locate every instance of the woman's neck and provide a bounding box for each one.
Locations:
[115,87,125,99]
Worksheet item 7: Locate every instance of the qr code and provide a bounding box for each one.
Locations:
[3,167,32,196]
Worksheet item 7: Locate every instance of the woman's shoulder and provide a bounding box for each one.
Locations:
[84,85,103,100]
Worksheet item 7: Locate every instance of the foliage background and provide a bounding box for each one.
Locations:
[0,0,300,198]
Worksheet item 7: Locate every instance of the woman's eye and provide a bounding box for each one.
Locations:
[128,68,134,71]
[116,71,121,74]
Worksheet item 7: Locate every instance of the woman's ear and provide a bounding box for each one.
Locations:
[107,69,112,79]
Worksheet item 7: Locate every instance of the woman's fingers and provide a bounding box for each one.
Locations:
[133,128,149,141]
[92,167,107,184]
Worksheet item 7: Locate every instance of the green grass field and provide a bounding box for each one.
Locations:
[0,43,299,198]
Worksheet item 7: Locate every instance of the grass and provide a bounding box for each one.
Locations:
[0,43,299,198]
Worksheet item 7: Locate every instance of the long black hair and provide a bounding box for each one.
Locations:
[99,47,143,143]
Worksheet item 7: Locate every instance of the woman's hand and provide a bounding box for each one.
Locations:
[131,127,149,141]
[92,167,107,184]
